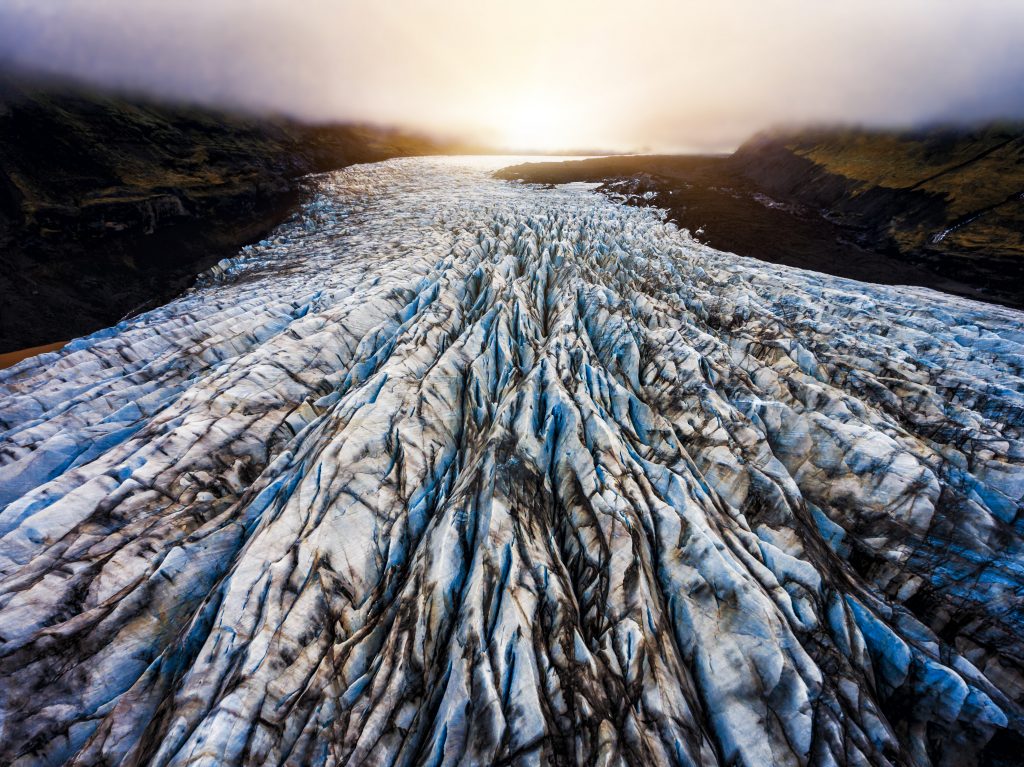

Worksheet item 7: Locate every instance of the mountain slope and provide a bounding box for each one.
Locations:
[731,125,1024,294]
[0,76,444,352]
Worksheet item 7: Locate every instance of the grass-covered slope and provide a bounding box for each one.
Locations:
[0,76,444,352]
[731,125,1024,296]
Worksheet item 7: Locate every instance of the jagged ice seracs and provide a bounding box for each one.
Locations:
[0,157,1022,766]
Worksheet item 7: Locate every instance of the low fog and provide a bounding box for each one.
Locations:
[2,0,1023,151]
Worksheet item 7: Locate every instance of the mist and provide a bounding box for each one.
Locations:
[2,0,1023,151]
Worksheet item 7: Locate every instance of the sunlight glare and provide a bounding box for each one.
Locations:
[494,94,582,152]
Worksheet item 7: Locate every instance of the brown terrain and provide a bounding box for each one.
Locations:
[497,125,1024,309]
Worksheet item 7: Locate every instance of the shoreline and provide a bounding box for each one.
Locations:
[0,340,66,370]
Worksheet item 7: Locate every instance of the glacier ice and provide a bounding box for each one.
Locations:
[0,156,1022,766]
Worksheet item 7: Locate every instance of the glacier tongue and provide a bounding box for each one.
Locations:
[0,156,1022,767]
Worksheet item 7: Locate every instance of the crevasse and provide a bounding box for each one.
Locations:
[0,156,1022,766]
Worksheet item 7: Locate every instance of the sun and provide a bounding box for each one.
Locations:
[494,95,580,152]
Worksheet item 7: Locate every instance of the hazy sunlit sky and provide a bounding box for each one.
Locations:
[2,0,1023,151]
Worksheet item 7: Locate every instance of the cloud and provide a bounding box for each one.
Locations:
[2,0,1023,150]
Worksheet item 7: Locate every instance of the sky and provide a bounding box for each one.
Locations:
[1,0,1024,152]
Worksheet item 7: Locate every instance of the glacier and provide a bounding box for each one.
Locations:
[0,156,1022,766]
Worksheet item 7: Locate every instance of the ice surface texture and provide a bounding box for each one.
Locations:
[0,157,1022,766]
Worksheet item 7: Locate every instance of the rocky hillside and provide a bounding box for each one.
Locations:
[0,76,444,352]
[731,125,1024,297]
